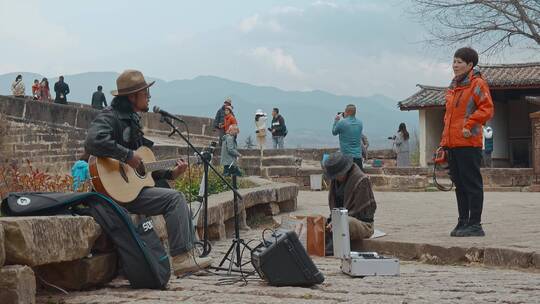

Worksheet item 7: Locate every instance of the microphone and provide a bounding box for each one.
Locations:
[153,106,184,123]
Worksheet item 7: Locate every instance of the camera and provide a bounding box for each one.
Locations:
[197,141,217,163]
[387,136,396,140]
[337,112,344,116]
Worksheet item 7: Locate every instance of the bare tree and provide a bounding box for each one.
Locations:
[411,0,540,53]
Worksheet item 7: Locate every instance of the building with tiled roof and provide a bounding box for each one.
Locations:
[399,62,540,167]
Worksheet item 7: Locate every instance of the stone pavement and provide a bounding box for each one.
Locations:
[38,225,540,304]
[294,191,540,252]
[37,191,540,303]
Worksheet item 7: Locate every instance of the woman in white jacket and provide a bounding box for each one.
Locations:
[254,109,267,150]
[393,123,410,167]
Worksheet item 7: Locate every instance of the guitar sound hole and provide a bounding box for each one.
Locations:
[135,164,147,178]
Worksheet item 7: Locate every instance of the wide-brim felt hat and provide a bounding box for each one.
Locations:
[111,69,155,96]
[323,152,354,180]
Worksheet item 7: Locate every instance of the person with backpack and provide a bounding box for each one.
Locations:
[85,69,213,276]
[440,47,494,237]
[268,107,287,149]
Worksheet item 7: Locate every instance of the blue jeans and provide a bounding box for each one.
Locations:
[272,136,284,149]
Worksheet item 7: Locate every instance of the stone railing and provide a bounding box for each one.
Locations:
[0,95,217,173]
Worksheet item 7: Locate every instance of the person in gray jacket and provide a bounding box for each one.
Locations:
[392,123,410,167]
[221,124,242,176]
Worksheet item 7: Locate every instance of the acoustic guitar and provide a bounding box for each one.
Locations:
[89,146,178,203]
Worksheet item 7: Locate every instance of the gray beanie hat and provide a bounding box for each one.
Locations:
[323,152,354,179]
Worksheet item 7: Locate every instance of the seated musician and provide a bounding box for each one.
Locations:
[84,69,212,275]
[323,152,377,255]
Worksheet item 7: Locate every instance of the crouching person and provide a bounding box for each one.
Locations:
[323,152,377,255]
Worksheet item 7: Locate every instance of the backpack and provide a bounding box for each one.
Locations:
[1,192,170,289]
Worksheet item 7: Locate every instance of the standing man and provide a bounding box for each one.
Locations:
[268,108,287,149]
[85,69,212,275]
[54,76,70,104]
[213,97,232,144]
[91,85,108,110]
[332,104,364,170]
[11,74,25,98]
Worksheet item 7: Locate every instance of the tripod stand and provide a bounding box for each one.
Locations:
[212,174,254,275]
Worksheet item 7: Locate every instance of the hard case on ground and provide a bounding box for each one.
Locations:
[251,230,325,286]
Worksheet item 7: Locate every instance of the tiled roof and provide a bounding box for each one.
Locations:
[399,85,446,110]
[400,62,540,110]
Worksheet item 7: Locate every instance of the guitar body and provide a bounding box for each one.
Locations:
[89,146,156,203]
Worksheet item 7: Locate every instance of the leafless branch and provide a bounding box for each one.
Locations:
[409,0,540,53]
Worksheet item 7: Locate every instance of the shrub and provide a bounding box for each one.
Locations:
[174,165,255,200]
[0,160,91,201]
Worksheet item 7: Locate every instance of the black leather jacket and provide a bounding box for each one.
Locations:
[85,97,172,181]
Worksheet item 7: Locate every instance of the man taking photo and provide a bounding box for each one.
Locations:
[332,104,364,170]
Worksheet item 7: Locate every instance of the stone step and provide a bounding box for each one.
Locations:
[0,265,36,304]
[263,166,298,177]
[239,156,299,167]
[369,174,428,190]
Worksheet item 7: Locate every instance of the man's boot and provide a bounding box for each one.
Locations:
[172,251,213,276]
[450,219,468,237]
[456,223,485,237]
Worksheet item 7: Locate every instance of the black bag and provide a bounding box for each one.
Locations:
[1,192,171,289]
[251,230,324,287]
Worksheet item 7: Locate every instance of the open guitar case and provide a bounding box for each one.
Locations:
[1,192,171,289]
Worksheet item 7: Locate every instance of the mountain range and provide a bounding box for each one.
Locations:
[0,72,417,149]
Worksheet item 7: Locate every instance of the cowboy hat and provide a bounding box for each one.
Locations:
[323,152,354,180]
[255,109,266,116]
[111,69,155,96]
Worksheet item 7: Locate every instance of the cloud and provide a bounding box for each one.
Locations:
[0,1,76,53]
[311,1,338,8]
[249,47,304,77]
[270,6,304,15]
[238,14,282,33]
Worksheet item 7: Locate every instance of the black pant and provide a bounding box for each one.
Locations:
[447,147,484,225]
[353,157,363,171]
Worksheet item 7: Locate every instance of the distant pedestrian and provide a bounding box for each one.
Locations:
[254,109,267,150]
[31,79,40,100]
[220,124,242,177]
[332,104,363,170]
[269,108,287,149]
[361,134,369,161]
[392,123,410,167]
[11,75,25,98]
[213,97,232,144]
[223,105,238,133]
[54,76,70,104]
[482,126,493,168]
[91,85,108,110]
[38,78,51,102]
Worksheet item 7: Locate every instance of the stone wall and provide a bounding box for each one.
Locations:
[0,95,216,173]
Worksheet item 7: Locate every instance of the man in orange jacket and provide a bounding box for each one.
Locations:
[440,47,494,237]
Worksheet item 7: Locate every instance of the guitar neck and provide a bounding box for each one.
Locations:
[144,159,177,172]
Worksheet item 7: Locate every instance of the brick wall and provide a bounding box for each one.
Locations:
[0,95,217,173]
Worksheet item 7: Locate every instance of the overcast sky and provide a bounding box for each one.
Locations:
[1,0,538,99]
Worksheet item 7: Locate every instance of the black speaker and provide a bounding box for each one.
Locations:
[251,230,325,286]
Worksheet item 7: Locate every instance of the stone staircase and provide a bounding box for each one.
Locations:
[237,149,301,178]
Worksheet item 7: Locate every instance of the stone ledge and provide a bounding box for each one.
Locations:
[0,265,36,304]
[196,180,299,240]
[0,223,5,267]
[0,216,101,267]
[357,239,539,271]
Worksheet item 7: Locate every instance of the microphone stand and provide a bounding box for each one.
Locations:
[159,115,253,276]
[158,115,242,257]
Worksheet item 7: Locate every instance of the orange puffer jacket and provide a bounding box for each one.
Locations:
[223,113,238,133]
[440,68,494,148]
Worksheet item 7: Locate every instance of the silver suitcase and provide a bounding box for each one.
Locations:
[331,208,399,277]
